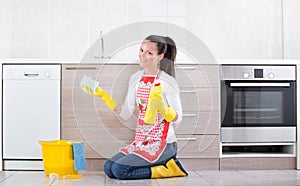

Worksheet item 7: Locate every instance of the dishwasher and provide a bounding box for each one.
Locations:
[2,64,61,170]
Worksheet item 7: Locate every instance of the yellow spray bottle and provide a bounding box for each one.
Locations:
[144,83,162,124]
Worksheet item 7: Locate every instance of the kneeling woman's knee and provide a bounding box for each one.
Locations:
[104,160,115,178]
[111,162,130,180]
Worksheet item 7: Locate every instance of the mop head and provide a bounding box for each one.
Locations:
[80,76,99,94]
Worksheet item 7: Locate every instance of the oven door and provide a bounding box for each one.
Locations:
[221,80,296,127]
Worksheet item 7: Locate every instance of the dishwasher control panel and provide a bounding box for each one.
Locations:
[3,65,61,80]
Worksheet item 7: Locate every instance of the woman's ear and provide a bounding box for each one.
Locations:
[158,53,164,61]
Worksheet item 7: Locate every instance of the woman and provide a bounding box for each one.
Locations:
[82,35,187,180]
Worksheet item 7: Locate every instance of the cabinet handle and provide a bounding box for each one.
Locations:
[175,66,197,70]
[177,137,197,141]
[180,90,197,93]
[182,113,197,117]
[64,67,97,70]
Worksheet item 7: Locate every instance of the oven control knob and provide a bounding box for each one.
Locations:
[268,72,274,79]
[44,71,51,78]
[243,72,249,79]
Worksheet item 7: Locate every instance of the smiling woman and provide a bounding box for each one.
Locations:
[138,40,163,75]
[139,35,176,78]
[81,35,188,180]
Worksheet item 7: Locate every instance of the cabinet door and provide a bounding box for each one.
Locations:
[175,64,220,88]
[175,111,220,135]
[175,64,220,135]
[180,87,220,112]
[62,64,139,158]
[177,134,220,158]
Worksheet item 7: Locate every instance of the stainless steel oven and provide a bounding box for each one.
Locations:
[221,65,296,143]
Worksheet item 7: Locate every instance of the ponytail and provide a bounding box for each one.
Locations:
[144,35,177,78]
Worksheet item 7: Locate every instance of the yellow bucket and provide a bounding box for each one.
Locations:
[39,140,80,178]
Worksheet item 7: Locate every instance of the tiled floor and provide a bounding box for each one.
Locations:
[0,170,299,186]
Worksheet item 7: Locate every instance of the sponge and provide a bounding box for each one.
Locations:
[80,76,99,94]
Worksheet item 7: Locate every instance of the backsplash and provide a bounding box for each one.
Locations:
[0,0,299,60]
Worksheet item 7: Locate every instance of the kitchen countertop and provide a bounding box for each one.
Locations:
[1,58,300,65]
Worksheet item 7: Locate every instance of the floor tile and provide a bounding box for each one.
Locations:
[196,171,258,186]
[105,175,159,186]
[239,170,298,186]
[0,171,49,186]
[0,170,299,186]
[51,171,105,186]
[156,171,211,186]
[0,171,16,182]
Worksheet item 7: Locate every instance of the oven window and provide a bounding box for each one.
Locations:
[221,80,296,127]
[233,91,283,124]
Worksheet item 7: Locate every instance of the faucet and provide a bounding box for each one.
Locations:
[94,30,110,59]
[100,30,104,58]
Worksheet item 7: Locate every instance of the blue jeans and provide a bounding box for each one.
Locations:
[104,142,178,180]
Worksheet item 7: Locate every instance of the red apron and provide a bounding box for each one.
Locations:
[120,75,170,163]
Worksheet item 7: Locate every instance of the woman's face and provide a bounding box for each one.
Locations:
[138,40,164,70]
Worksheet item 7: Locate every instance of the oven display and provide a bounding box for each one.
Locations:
[254,69,263,78]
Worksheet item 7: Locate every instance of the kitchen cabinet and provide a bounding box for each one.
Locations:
[62,64,220,171]
[62,64,138,160]
[175,64,220,170]
[175,65,220,135]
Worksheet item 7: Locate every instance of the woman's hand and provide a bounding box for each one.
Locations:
[80,81,117,111]
[144,84,177,124]
[150,97,177,122]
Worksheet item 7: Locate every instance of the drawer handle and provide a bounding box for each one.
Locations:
[177,138,197,141]
[182,114,197,117]
[65,67,97,70]
[180,90,197,93]
[175,67,197,70]
[24,73,39,77]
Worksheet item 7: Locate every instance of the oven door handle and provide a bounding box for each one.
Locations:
[230,82,290,87]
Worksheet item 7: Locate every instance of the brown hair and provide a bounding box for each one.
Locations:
[145,35,177,77]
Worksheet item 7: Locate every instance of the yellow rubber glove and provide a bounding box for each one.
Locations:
[81,85,117,110]
[144,84,161,124]
[144,84,177,124]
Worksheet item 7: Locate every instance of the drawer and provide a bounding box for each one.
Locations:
[175,64,220,88]
[175,111,220,135]
[62,65,101,87]
[87,140,132,158]
[92,115,137,138]
[220,157,296,170]
[63,84,130,116]
[63,64,140,87]
[177,135,220,158]
[62,126,134,158]
[62,114,136,140]
[180,87,220,112]
[97,65,140,86]
[62,127,132,158]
